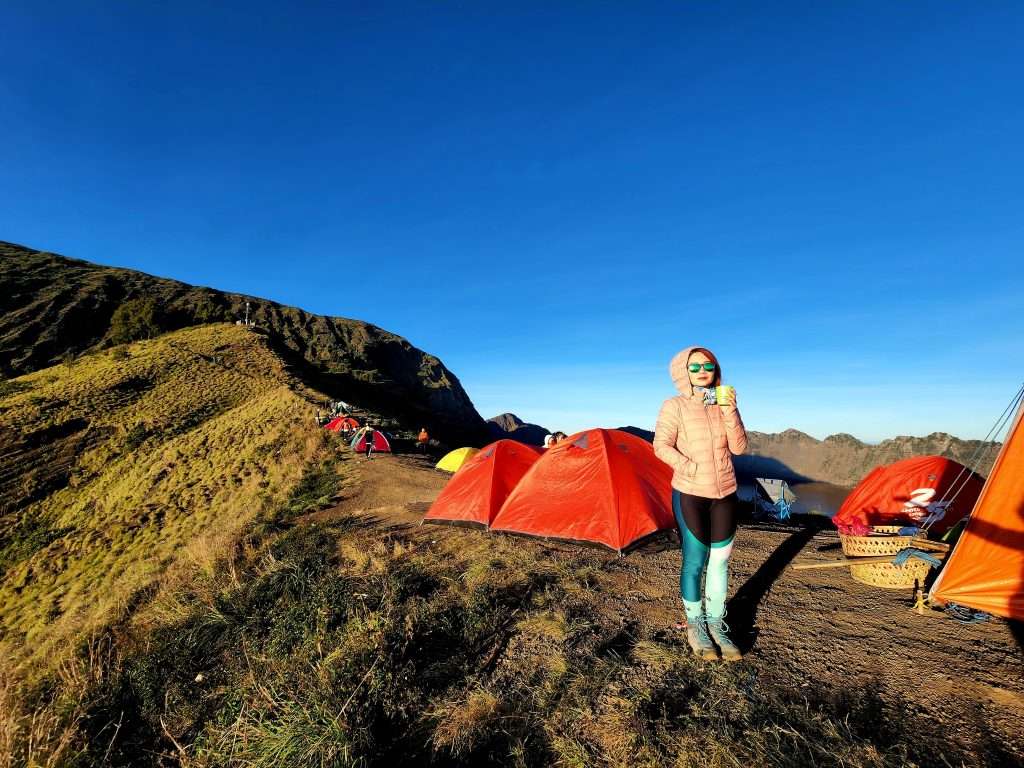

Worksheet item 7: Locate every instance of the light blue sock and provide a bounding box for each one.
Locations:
[704,535,735,620]
[683,598,703,621]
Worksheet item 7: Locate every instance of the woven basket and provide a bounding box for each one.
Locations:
[849,559,933,589]
[839,525,912,557]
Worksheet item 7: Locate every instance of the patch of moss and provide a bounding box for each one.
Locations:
[0,379,31,398]
[0,513,73,578]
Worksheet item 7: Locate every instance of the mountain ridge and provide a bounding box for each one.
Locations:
[0,240,487,445]
[743,428,998,486]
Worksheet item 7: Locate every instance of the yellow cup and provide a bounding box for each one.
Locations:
[715,385,735,406]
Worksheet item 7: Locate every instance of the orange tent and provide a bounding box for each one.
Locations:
[325,416,360,432]
[490,429,674,553]
[832,456,985,536]
[930,401,1024,620]
[423,440,542,528]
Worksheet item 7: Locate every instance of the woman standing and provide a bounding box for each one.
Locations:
[654,346,748,661]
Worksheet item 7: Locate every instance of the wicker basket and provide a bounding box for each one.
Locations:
[839,526,933,589]
[849,559,933,589]
[838,525,912,557]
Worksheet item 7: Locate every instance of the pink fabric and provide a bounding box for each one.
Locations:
[653,346,748,499]
[835,521,872,536]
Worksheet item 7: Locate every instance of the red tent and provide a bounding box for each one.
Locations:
[930,402,1024,620]
[423,440,542,528]
[351,427,392,453]
[325,416,360,432]
[832,455,985,536]
[490,429,674,552]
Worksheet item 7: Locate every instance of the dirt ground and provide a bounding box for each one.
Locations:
[310,452,1024,763]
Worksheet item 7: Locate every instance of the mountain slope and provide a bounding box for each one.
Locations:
[0,241,487,445]
[0,323,346,669]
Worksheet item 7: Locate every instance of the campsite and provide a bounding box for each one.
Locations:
[3,4,1024,767]
[1,310,1021,765]
[224,446,1024,764]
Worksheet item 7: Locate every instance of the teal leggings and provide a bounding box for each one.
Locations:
[673,490,737,620]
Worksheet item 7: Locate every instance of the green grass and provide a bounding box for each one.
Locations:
[252,461,345,534]
[0,324,341,671]
[0,513,73,580]
[0,379,30,398]
[5,513,993,768]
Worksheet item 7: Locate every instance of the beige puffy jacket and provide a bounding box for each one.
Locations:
[653,346,748,499]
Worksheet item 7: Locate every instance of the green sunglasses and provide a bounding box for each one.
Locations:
[687,362,716,373]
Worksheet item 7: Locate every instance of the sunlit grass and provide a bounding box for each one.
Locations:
[0,324,342,672]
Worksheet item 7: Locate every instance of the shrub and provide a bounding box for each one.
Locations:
[192,292,227,324]
[122,424,149,451]
[109,298,161,345]
[0,379,30,397]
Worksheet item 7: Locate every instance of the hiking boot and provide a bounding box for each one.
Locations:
[705,617,742,662]
[685,618,718,660]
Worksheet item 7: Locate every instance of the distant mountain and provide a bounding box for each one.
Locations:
[0,241,488,445]
[617,425,998,487]
[616,426,655,442]
[746,429,998,487]
[487,413,549,446]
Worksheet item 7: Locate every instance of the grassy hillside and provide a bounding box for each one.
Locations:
[0,241,487,445]
[0,323,345,671]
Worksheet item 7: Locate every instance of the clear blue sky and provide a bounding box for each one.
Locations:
[2,2,1022,441]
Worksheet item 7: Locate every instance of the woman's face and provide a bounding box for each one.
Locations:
[687,351,715,389]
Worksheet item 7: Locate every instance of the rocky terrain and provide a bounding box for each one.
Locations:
[0,241,488,445]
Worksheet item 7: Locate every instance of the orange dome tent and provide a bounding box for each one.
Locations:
[325,416,360,432]
[832,456,985,536]
[930,400,1024,621]
[490,429,674,553]
[423,440,542,528]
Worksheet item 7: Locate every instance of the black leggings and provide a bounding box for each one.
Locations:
[674,491,738,547]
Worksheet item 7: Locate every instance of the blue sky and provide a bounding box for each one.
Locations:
[2,2,1022,441]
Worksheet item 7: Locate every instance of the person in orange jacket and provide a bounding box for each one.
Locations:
[654,345,748,662]
[417,427,429,454]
